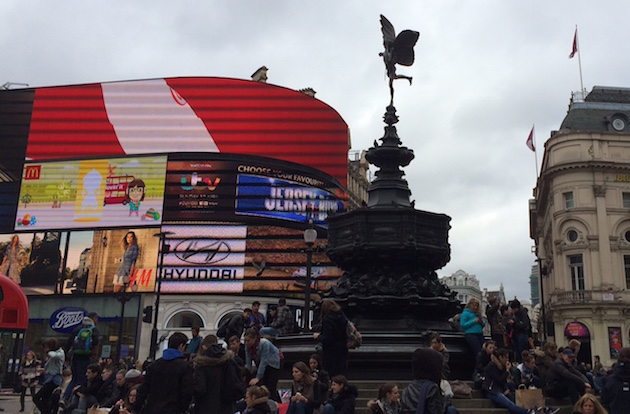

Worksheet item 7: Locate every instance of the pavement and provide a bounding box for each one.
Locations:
[0,392,36,413]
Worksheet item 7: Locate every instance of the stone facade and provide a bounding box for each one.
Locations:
[531,86,630,368]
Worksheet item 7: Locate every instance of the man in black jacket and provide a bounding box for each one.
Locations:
[602,347,630,414]
[544,348,590,404]
[60,363,103,414]
[223,308,252,342]
[138,332,193,414]
[193,335,245,414]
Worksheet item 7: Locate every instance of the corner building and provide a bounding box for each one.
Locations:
[531,86,630,367]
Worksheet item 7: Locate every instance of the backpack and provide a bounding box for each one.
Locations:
[217,318,230,339]
[346,319,362,349]
[73,326,94,355]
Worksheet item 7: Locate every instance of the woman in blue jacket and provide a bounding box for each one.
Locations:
[460,298,485,358]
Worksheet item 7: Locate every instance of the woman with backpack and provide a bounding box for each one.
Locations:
[313,299,348,377]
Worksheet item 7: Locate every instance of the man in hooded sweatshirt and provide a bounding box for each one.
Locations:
[193,335,245,414]
[138,332,193,414]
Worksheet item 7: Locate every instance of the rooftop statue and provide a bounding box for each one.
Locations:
[379,15,420,106]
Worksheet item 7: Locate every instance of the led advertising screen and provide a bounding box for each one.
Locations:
[243,225,342,293]
[159,224,247,294]
[18,77,348,186]
[164,154,348,226]
[15,155,167,231]
[86,228,161,294]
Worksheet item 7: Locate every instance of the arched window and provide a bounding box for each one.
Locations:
[165,310,204,329]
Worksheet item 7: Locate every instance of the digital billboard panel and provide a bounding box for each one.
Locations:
[159,224,247,294]
[86,228,161,294]
[20,77,348,185]
[15,155,167,231]
[164,154,347,226]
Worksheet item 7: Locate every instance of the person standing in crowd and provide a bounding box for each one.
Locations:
[249,301,266,330]
[18,350,40,412]
[429,332,451,380]
[460,298,485,358]
[186,326,202,355]
[507,299,532,363]
[193,334,245,414]
[33,338,65,414]
[544,348,590,405]
[401,348,444,414]
[0,234,22,284]
[63,312,100,402]
[572,393,608,414]
[287,361,321,414]
[223,309,252,342]
[244,328,281,402]
[601,347,630,414]
[367,383,401,414]
[269,298,295,336]
[486,296,506,346]
[114,231,139,293]
[138,332,193,414]
[313,299,348,377]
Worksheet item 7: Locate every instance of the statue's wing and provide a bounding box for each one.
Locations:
[380,15,396,44]
[393,30,420,66]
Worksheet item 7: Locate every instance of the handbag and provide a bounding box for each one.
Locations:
[515,387,544,409]
[450,380,472,399]
[13,381,23,394]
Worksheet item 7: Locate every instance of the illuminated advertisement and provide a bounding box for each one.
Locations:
[13,77,348,185]
[159,225,247,293]
[243,225,342,293]
[164,154,348,226]
[86,228,161,294]
[236,174,345,226]
[15,156,167,231]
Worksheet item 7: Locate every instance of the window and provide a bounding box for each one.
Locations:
[624,193,630,209]
[564,192,575,209]
[567,230,578,242]
[625,255,630,289]
[569,255,585,290]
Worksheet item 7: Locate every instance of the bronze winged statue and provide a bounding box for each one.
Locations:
[379,15,420,106]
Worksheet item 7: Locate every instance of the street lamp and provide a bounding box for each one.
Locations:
[150,231,173,360]
[115,275,138,361]
[303,220,318,330]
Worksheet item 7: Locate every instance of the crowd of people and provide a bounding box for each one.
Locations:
[12,298,630,414]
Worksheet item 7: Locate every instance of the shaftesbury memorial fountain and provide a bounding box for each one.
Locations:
[280,16,472,380]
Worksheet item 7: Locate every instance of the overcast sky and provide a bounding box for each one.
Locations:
[2,1,628,303]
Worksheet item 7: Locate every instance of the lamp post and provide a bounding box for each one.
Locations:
[303,220,318,330]
[115,275,138,361]
[150,231,173,360]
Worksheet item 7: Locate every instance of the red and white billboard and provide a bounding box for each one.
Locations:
[24,77,349,185]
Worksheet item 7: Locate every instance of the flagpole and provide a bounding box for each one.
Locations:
[575,25,585,97]
[533,125,539,178]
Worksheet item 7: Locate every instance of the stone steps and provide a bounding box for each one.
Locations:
[277,379,574,414]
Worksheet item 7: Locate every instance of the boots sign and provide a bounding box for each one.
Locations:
[50,307,86,333]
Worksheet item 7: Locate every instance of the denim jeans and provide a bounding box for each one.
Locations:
[486,391,529,414]
[322,403,335,414]
[287,401,314,414]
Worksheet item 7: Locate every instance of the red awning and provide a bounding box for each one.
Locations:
[0,274,29,330]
